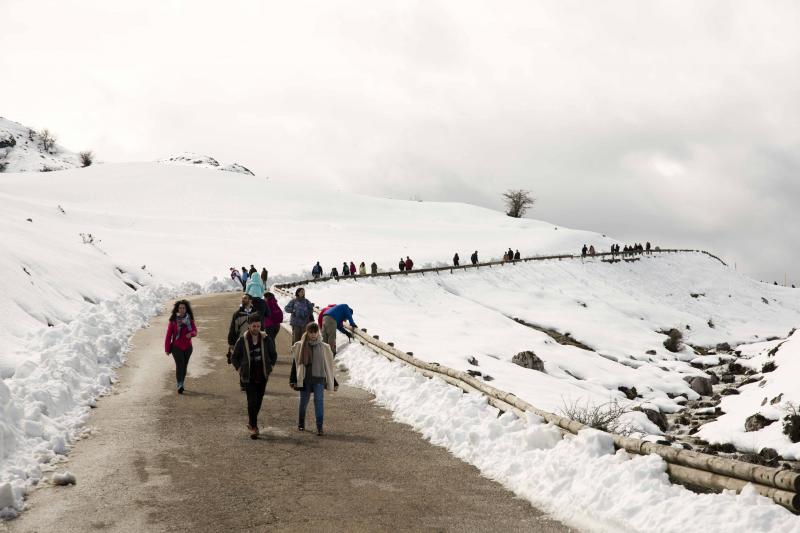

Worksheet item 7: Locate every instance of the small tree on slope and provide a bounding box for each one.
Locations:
[503,189,535,218]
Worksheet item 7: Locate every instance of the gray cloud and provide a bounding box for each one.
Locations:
[2,0,798,283]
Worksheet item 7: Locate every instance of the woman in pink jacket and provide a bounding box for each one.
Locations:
[164,299,197,394]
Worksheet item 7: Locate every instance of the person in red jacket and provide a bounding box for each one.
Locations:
[317,304,336,330]
[262,292,284,340]
[164,299,197,394]
[405,256,414,271]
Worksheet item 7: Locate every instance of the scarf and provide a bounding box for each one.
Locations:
[299,334,321,366]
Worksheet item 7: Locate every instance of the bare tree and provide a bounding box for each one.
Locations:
[559,398,635,435]
[79,151,94,167]
[39,129,57,153]
[502,189,535,218]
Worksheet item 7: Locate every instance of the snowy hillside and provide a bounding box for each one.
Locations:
[0,118,83,173]
[303,255,800,454]
[158,152,255,175]
[2,158,799,527]
[0,161,610,372]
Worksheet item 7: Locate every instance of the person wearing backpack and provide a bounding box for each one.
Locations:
[164,299,197,394]
[262,292,283,340]
[231,316,277,439]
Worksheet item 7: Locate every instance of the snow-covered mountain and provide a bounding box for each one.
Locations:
[158,152,255,175]
[1,157,799,528]
[0,117,84,173]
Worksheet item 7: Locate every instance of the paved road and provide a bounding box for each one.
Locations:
[7,292,570,532]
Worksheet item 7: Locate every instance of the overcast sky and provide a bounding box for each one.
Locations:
[2,1,799,283]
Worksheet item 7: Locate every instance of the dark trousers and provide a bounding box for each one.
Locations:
[171,346,193,385]
[245,380,267,428]
[299,382,325,430]
[265,325,280,340]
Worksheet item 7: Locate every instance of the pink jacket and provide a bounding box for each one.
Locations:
[263,298,284,328]
[165,319,197,353]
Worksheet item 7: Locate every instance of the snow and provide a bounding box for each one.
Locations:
[0,117,82,173]
[0,160,610,372]
[1,152,799,526]
[336,341,800,532]
[0,279,231,514]
[158,152,255,175]
[303,254,800,431]
[699,331,800,459]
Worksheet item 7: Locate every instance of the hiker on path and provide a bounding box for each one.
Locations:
[503,252,509,262]
[321,303,356,355]
[284,287,315,344]
[290,322,337,436]
[358,262,367,275]
[227,294,257,359]
[230,267,243,288]
[312,262,323,279]
[245,273,266,316]
[514,250,521,260]
[240,267,249,291]
[453,253,459,266]
[589,245,596,256]
[581,244,588,258]
[164,299,197,394]
[507,248,514,261]
[370,262,378,274]
[349,261,357,276]
[260,268,268,286]
[471,251,478,265]
[646,242,651,254]
[231,316,277,438]
[262,292,283,340]
[248,265,257,276]
[404,256,413,271]
[398,258,406,271]
[330,267,339,280]
[342,262,350,276]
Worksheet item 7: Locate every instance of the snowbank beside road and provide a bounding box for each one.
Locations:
[337,342,800,533]
[0,278,234,516]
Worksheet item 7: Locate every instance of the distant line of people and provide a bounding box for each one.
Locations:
[582,242,654,258]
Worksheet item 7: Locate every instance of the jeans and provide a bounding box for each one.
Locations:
[245,380,267,428]
[299,382,325,430]
[171,346,193,386]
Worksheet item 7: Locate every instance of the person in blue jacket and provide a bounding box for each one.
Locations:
[320,304,356,355]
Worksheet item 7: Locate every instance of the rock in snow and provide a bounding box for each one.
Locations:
[511,351,544,372]
[52,471,77,486]
[158,152,255,175]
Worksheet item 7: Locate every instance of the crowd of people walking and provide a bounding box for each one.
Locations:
[166,277,356,440]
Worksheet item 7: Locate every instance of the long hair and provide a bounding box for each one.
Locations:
[299,322,320,365]
[169,299,194,322]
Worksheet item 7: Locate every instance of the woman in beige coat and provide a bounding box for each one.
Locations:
[289,323,337,435]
